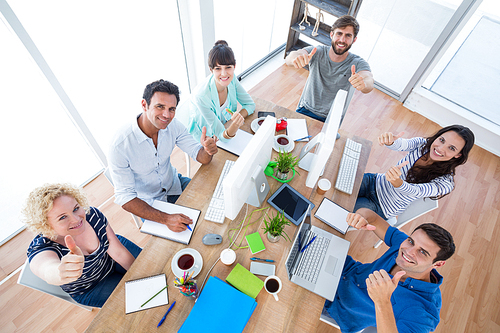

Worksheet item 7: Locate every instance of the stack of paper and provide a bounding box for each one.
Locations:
[179,276,257,333]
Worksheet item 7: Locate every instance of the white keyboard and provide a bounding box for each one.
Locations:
[204,159,235,223]
[335,138,362,195]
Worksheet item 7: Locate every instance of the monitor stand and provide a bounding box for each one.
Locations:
[298,134,324,176]
[246,165,270,207]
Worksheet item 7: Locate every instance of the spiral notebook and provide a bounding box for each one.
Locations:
[125,274,168,314]
[141,200,200,244]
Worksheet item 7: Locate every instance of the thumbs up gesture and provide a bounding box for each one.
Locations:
[366,269,406,304]
[348,65,367,91]
[292,47,317,69]
[385,161,409,188]
[379,131,405,146]
[58,235,84,284]
[200,126,218,156]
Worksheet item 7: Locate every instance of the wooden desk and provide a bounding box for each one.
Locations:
[86,97,371,332]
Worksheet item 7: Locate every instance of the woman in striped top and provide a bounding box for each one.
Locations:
[353,125,475,220]
[23,183,141,308]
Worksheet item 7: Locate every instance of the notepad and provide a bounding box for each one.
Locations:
[125,274,168,314]
[179,276,257,332]
[286,118,309,141]
[216,129,253,156]
[226,263,264,299]
[141,200,200,244]
[314,197,350,234]
[245,232,266,254]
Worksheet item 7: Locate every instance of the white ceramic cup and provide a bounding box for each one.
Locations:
[220,248,236,265]
[317,178,332,195]
[264,275,282,301]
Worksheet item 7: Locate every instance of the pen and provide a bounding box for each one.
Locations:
[300,235,317,253]
[184,223,192,231]
[141,285,168,308]
[226,108,233,115]
[250,257,275,262]
[295,135,311,142]
[157,301,176,327]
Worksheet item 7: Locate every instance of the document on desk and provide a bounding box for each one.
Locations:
[314,197,350,234]
[216,129,253,156]
[286,118,309,142]
[141,200,200,244]
[125,274,168,314]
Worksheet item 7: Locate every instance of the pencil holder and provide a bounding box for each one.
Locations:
[174,271,198,299]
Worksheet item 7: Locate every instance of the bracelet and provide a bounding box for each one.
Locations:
[224,130,235,139]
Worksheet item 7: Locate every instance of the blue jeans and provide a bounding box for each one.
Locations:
[353,173,387,220]
[296,106,327,122]
[71,235,142,308]
[166,173,191,203]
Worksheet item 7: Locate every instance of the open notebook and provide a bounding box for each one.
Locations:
[216,129,253,156]
[141,200,200,244]
[125,274,168,314]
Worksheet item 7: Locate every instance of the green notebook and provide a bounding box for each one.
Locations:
[245,232,266,254]
[226,263,264,299]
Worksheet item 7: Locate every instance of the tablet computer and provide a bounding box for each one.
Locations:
[267,183,315,225]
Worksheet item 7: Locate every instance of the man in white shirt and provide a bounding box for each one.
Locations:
[109,79,218,232]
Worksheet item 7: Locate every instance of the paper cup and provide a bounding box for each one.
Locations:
[317,179,331,195]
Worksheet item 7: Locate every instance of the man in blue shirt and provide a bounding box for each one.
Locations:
[323,208,455,333]
[109,80,218,232]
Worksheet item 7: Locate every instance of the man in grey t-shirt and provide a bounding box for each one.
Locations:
[285,15,373,122]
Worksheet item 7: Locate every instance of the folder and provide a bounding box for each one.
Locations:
[179,276,257,333]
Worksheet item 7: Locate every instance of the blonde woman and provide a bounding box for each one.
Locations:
[23,183,141,308]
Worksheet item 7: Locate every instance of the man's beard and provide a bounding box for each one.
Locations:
[332,41,352,55]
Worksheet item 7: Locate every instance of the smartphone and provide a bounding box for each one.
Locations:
[250,262,276,276]
[258,111,276,118]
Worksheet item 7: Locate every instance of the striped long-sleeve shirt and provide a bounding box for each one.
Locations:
[27,207,114,295]
[376,137,454,218]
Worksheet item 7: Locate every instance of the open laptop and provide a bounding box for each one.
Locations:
[285,206,350,301]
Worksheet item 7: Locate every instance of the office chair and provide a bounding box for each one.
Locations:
[17,258,93,311]
[373,198,439,248]
[320,307,377,332]
[103,168,143,229]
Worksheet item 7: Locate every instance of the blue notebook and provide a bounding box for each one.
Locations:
[179,276,257,333]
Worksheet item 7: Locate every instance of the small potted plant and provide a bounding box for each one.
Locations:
[262,210,291,243]
[274,149,299,181]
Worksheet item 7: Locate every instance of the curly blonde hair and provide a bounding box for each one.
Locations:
[22,183,89,240]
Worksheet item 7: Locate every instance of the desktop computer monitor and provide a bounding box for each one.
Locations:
[298,89,347,188]
[223,116,276,220]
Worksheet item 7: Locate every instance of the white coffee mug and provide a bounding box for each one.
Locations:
[264,275,282,301]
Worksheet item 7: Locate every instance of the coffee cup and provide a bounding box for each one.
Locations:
[264,275,282,301]
[177,253,195,271]
[220,248,236,265]
[316,178,331,195]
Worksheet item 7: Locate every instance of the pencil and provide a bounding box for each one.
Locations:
[140,285,168,307]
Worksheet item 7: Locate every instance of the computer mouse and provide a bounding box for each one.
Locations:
[202,233,222,245]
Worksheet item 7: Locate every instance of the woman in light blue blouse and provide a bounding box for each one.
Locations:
[185,40,255,142]
[354,125,475,220]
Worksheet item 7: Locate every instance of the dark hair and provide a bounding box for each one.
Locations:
[208,40,236,69]
[406,125,475,198]
[331,15,360,38]
[142,79,180,107]
[412,223,455,263]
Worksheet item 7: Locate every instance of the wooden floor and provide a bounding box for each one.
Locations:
[1,64,499,332]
